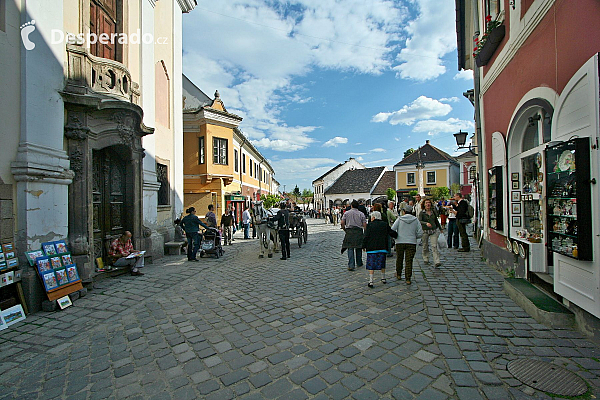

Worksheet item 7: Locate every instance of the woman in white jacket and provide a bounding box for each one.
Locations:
[391,212,424,285]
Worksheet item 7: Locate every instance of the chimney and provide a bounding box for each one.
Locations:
[426,140,430,144]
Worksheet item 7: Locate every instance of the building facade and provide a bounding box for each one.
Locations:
[457,149,478,197]
[312,158,365,211]
[0,0,195,311]
[324,167,387,207]
[182,76,277,225]
[394,141,460,197]
[456,0,600,333]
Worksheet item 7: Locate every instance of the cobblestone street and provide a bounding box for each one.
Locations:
[1,219,599,400]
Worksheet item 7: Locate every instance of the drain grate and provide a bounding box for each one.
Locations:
[507,359,587,396]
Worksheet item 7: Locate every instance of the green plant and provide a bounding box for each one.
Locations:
[403,148,415,159]
[263,194,284,209]
[450,183,461,195]
[473,15,502,58]
[386,188,396,201]
[430,186,450,201]
[409,190,418,197]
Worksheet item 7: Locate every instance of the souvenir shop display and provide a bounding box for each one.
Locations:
[520,153,543,243]
[546,138,592,261]
[488,166,503,231]
[31,240,83,301]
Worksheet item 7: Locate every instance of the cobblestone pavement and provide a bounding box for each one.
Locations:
[1,219,599,400]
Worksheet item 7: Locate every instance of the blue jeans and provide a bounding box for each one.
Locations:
[243,223,250,239]
[447,219,459,249]
[187,232,200,260]
[347,248,363,270]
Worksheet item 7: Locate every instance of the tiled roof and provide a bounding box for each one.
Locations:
[325,167,386,195]
[372,171,396,195]
[456,149,477,159]
[395,142,457,166]
[312,158,364,184]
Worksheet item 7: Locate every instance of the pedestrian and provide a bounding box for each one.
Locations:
[206,204,217,228]
[181,207,209,262]
[242,206,251,239]
[438,198,448,229]
[276,202,291,260]
[391,208,423,285]
[109,231,145,276]
[329,208,334,224]
[358,200,369,219]
[386,201,398,257]
[419,198,443,268]
[362,211,398,288]
[173,218,188,252]
[413,194,423,217]
[446,199,459,249]
[453,193,471,252]
[220,209,234,245]
[341,200,367,271]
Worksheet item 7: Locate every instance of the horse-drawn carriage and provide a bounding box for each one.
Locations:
[289,211,308,248]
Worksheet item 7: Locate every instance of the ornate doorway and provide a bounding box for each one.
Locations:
[92,146,131,261]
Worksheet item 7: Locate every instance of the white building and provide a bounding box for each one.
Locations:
[0,0,196,311]
[312,158,365,210]
[324,167,387,207]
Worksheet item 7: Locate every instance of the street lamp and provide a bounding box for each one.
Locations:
[453,130,478,155]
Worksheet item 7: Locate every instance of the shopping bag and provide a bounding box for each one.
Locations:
[438,233,448,249]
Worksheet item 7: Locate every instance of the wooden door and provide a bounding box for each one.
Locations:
[90,0,117,60]
[93,147,128,263]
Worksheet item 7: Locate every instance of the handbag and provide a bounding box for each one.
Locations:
[438,233,448,249]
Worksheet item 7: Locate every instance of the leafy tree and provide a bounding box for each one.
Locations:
[408,190,418,197]
[386,188,396,201]
[301,189,314,207]
[263,194,284,209]
[291,185,302,203]
[450,183,462,195]
[403,148,415,159]
[431,186,450,200]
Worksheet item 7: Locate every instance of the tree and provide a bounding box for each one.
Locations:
[409,190,418,197]
[386,188,396,201]
[301,189,314,210]
[450,183,461,195]
[431,186,450,201]
[403,148,415,159]
[263,194,284,209]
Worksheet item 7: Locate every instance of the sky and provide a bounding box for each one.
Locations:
[182,0,475,192]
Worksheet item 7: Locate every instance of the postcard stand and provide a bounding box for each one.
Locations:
[32,241,83,304]
[46,281,83,302]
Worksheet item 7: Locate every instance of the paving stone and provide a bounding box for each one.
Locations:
[371,373,399,394]
[289,365,318,385]
[302,377,327,394]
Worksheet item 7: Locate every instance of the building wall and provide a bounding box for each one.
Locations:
[396,167,451,190]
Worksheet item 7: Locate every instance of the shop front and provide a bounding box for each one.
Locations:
[225,194,245,228]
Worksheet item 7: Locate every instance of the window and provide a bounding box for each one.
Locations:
[157,163,169,206]
[250,159,253,177]
[90,0,121,61]
[242,154,246,174]
[234,149,239,173]
[484,0,501,19]
[0,0,5,32]
[407,172,415,185]
[469,166,477,180]
[427,171,436,184]
[213,137,228,165]
[198,136,205,164]
[522,120,539,152]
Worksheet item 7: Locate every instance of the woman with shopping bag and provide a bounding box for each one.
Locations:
[419,199,443,268]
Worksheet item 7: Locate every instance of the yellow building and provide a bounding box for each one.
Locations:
[182,75,276,225]
[394,140,460,197]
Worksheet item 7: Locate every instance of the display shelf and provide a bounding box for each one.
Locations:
[549,231,578,239]
[549,214,577,218]
[488,166,503,231]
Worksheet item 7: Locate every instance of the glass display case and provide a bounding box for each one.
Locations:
[546,138,592,261]
[488,166,503,231]
[521,153,543,242]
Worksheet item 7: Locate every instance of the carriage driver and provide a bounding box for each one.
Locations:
[276,202,291,260]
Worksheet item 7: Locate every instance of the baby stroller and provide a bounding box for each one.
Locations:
[200,227,224,259]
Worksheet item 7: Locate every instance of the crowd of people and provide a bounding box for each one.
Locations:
[337,193,473,287]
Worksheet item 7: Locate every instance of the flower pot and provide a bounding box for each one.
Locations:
[475,24,505,67]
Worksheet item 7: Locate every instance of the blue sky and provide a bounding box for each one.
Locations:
[182,0,474,192]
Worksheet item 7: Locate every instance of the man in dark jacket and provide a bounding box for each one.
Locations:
[358,200,369,219]
[276,202,291,260]
[453,193,470,252]
[181,207,210,261]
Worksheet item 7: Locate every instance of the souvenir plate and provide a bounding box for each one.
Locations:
[558,150,574,172]
[505,238,512,251]
[512,240,519,254]
[536,153,542,168]
[518,243,526,259]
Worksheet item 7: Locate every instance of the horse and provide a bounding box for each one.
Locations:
[251,201,279,258]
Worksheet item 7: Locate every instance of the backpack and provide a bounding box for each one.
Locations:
[467,204,474,219]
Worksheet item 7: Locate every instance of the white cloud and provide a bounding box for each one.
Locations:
[370,148,386,153]
[364,158,394,166]
[323,136,349,147]
[356,156,364,161]
[183,1,409,152]
[412,118,474,136]
[348,152,367,156]
[454,70,473,80]
[372,95,452,125]
[439,97,460,103]
[393,0,457,81]
[271,157,338,182]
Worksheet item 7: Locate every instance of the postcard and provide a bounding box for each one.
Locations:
[54,241,68,255]
[42,271,59,291]
[7,259,18,268]
[0,315,6,331]
[61,254,73,265]
[0,262,6,271]
[50,257,62,270]
[0,253,4,263]
[4,252,15,259]
[36,257,52,273]
[57,295,72,310]
[25,250,45,266]
[2,305,26,326]
[66,265,80,282]
[1,243,13,253]
[55,268,69,286]
[42,242,57,256]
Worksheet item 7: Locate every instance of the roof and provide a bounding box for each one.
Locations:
[372,171,396,195]
[325,167,386,195]
[182,74,212,111]
[312,158,364,184]
[395,142,457,167]
[456,149,477,159]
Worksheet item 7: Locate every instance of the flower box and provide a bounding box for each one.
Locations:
[475,24,505,67]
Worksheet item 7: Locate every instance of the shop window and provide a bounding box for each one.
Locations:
[469,166,476,180]
[427,171,436,184]
[213,137,228,165]
[522,119,539,152]
[157,163,169,206]
[234,149,239,173]
[198,136,205,164]
[407,172,415,185]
